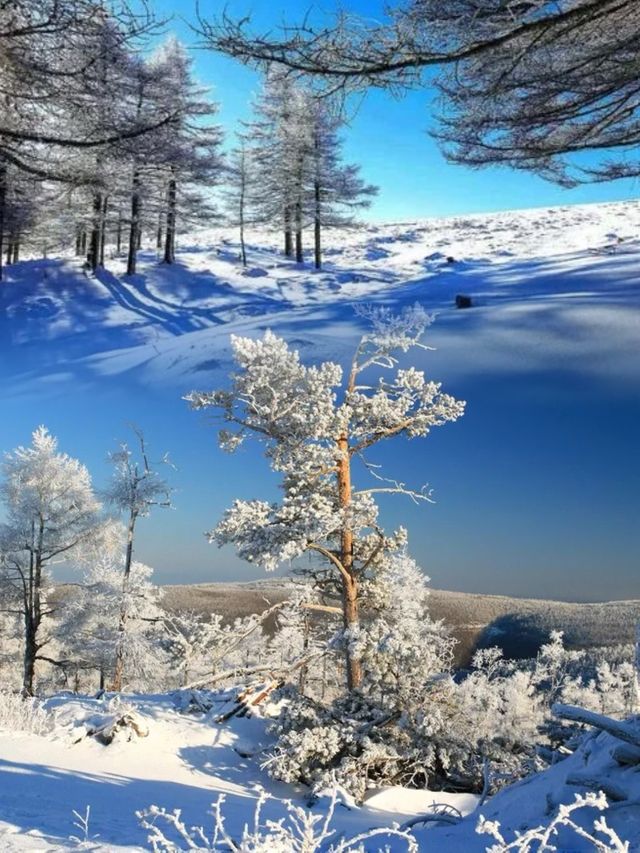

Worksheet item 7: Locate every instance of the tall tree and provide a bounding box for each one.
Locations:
[187,308,464,690]
[103,428,173,692]
[0,427,105,695]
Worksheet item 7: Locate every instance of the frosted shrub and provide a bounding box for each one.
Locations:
[0,691,50,735]
[477,792,629,852]
[139,789,418,852]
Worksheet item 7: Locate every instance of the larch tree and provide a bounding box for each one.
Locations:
[103,428,173,692]
[224,139,258,268]
[187,307,465,691]
[201,1,640,185]
[143,37,224,266]
[0,427,105,695]
[242,69,310,259]
[305,99,378,269]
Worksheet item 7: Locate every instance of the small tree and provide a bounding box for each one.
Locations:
[187,306,465,691]
[104,428,173,691]
[0,427,104,695]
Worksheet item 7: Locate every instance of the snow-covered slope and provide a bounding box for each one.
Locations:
[0,692,478,851]
[2,199,640,393]
[2,692,640,851]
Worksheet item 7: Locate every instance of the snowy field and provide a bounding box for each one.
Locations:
[2,198,640,394]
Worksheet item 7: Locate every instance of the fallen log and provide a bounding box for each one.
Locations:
[552,704,640,749]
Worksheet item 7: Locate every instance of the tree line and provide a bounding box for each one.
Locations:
[0,3,377,282]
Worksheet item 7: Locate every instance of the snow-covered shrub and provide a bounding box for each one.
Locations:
[265,622,640,800]
[476,792,629,852]
[68,697,150,745]
[139,789,418,852]
[0,691,50,735]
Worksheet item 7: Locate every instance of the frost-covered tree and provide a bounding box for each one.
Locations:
[242,73,374,265]
[265,553,457,800]
[187,306,465,691]
[104,428,173,691]
[305,101,377,269]
[62,548,166,691]
[0,427,105,695]
[203,2,640,185]
[224,140,258,267]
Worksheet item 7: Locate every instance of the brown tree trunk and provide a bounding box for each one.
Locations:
[337,434,362,690]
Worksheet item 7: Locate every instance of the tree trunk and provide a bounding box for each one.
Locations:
[11,237,19,263]
[156,209,164,250]
[126,169,140,276]
[99,194,108,267]
[239,187,247,267]
[75,227,83,256]
[88,192,102,273]
[22,619,37,697]
[164,171,177,264]
[111,511,137,692]
[284,203,293,257]
[116,210,122,255]
[314,179,322,270]
[295,199,303,263]
[336,434,362,690]
[6,240,12,267]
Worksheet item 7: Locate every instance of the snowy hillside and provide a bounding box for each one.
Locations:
[2,199,640,393]
[2,690,640,852]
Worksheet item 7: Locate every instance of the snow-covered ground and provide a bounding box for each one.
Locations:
[0,692,480,851]
[2,200,640,850]
[2,691,640,851]
[2,199,640,394]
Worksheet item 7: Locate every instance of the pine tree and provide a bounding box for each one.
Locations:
[187,307,465,691]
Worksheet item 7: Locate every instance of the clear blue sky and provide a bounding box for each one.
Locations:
[150,0,640,221]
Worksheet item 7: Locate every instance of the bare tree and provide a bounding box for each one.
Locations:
[199,1,640,183]
[104,427,173,692]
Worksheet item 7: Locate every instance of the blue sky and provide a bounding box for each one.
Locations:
[149,0,640,220]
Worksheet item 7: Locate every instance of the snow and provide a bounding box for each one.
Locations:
[3,691,640,850]
[0,693,478,851]
[2,199,640,395]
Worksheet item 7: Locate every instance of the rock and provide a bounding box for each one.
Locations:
[455,294,473,309]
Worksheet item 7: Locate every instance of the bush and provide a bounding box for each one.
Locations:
[0,691,51,735]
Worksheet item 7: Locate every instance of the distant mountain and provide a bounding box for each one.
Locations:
[162,581,640,667]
